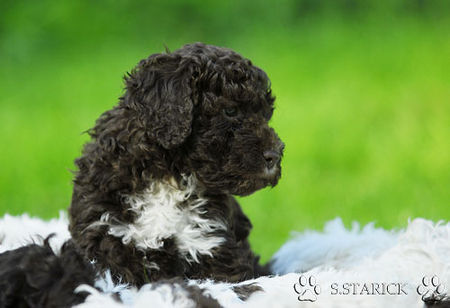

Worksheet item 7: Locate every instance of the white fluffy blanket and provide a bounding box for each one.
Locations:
[0,213,448,307]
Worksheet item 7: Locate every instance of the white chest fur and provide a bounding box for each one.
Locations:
[98,175,226,263]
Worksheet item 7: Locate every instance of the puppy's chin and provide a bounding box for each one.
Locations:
[193,165,281,196]
[230,168,282,196]
[262,165,281,182]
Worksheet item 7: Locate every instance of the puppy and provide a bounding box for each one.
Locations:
[69,42,284,286]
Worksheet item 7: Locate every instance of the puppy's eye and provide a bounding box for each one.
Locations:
[224,107,238,117]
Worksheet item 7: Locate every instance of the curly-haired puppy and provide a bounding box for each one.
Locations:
[69,42,284,286]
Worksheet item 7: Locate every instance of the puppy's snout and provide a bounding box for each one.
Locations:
[263,150,281,170]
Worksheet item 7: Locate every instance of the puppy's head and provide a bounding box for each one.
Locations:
[124,43,284,196]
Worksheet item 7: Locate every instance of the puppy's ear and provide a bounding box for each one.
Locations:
[124,53,199,149]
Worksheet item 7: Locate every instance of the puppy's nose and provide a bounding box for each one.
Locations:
[263,150,280,170]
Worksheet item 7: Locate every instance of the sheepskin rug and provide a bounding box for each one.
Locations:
[0,213,448,307]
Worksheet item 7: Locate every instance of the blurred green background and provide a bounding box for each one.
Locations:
[0,0,449,262]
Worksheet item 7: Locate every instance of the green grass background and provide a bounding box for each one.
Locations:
[1,1,449,262]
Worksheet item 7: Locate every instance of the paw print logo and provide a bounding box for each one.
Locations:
[417,275,446,301]
[294,275,321,302]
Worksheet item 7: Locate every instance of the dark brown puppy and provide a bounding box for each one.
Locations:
[69,43,284,286]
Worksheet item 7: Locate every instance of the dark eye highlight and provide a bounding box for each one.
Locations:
[224,107,238,117]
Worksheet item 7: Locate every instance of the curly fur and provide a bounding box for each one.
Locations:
[0,237,95,308]
[69,43,284,286]
[76,276,222,308]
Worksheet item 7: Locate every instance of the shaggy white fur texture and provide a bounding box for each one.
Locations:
[1,214,448,307]
[0,212,70,254]
[92,175,226,263]
[75,276,196,308]
[271,218,399,274]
